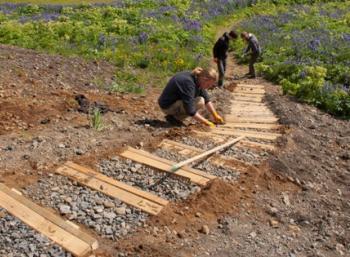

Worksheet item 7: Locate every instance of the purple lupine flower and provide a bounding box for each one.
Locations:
[138,31,148,44]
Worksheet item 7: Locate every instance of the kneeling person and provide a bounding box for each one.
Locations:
[158,67,224,127]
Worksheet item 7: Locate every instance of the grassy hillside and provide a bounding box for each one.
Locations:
[231,1,350,117]
[0,0,348,117]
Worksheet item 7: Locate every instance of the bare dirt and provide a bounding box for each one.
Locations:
[0,43,349,257]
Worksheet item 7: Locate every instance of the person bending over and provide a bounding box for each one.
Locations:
[158,67,224,127]
[241,31,261,78]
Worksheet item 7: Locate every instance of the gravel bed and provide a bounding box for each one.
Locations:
[154,149,240,182]
[23,175,148,240]
[222,147,269,165]
[178,136,217,150]
[98,157,200,201]
[0,208,71,257]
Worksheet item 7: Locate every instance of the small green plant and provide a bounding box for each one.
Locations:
[90,108,104,131]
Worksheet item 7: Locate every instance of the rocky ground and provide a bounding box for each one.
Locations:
[0,43,349,257]
[0,208,71,257]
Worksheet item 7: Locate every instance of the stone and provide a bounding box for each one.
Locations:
[199,225,210,235]
[249,231,257,238]
[103,201,115,208]
[269,219,279,228]
[115,207,126,215]
[59,204,71,215]
[195,212,202,218]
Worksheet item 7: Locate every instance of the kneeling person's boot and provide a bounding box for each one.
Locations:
[165,115,184,127]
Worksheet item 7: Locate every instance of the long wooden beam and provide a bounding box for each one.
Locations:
[210,128,282,140]
[56,163,167,215]
[120,147,215,186]
[0,184,97,257]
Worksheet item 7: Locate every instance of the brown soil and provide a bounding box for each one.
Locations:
[0,43,349,257]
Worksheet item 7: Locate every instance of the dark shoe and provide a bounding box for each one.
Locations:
[165,115,184,127]
[247,74,256,79]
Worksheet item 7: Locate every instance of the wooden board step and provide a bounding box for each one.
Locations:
[225,116,279,123]
[232,97,263,103]
[193,131,276,151]
[238,140,276,151]
[120,147,215,186]
[56,162,168,215]
[0,183,98,257]
[228,113,277,119]
[222,122,282,130]
[231,93,264,98]
[237,84,265,89]
[210,128,282,140]
[233,88,265,95]
[159,139,257,172]
[231,102,267,107]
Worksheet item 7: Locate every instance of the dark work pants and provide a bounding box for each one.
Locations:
[217,58,227,87]
[249,53,259,76]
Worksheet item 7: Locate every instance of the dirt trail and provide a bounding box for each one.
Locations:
[0,43,349,257]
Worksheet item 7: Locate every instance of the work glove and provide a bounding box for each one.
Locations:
[213,112,224,124]
[203,120,216,128]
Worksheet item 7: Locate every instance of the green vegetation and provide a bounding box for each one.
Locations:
[90,107,104,131]
[231,1,350,117]
[0,0,348,117]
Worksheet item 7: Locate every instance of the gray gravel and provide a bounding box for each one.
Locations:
[178,136,270,166]
[154,149,240,182]
[23,175,148,240]
[222,147,270,166]
[178,136,217,151]
[0,208,71,257]
[98,157,200,201]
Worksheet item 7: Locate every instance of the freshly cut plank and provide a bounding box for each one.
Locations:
[64,162,168,207]
[228,113,277,119]
[233,88,265,94]
[237,84,265,89]
[0,184,96,257]
[222,122,281,130]
[210,128,282,140]
[231,93,264,99]
[238,140,275,151]
[193,131,275,151]
[120,147,215,186]
[169,136,244,171]
[232,97,262,103]
[56,164,166,215]
[159,139,256,172]
[225,116,279,123]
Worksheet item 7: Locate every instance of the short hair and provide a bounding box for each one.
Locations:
[241,31,249,39]
[192,67,218,81]
[229,30,238,39]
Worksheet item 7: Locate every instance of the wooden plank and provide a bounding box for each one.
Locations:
[159,139,256,172]
[64,162,168,207]
[120,147,214,186]
[238,140,275,151]
[192,131,275,151]
[233,88,265,95]
[225,116,279,123]
[222,122,282,130]
[0,184,93,257]
[231,102,266,107]
[232,93,264,99]
[0,184,98,251]
[232,97,262,103]
[170,137,244,171]
[228,113,277,119]
[237,84,265,89]
[210,128,282,140]
[55,166,164,215]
